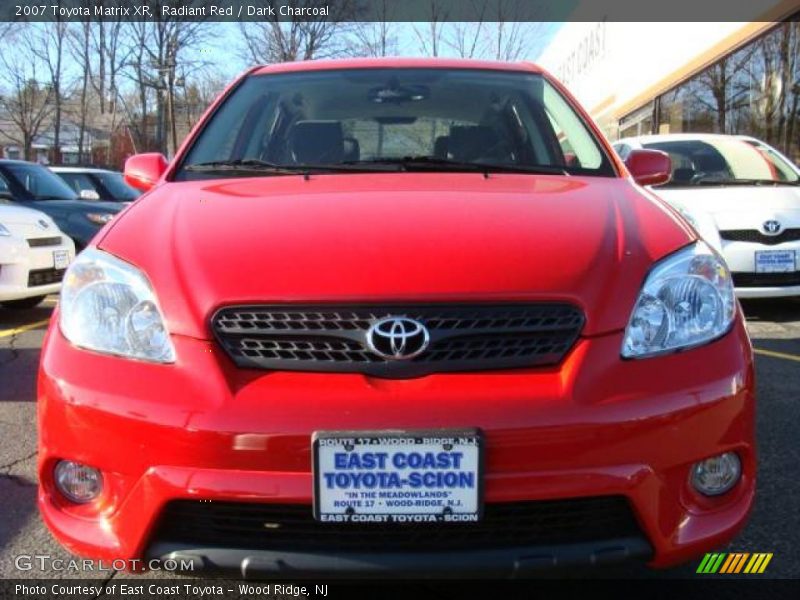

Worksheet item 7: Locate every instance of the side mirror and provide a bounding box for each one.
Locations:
[124,153,168,192]
[79,189,101,201]
[624,149,672,186]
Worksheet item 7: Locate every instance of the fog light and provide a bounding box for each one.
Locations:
[54,460,103,503]
[691,452,741,496]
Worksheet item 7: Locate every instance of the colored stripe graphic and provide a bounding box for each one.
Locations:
[698,552,772,574]
[697,553,727,573]
[744,553,774,574]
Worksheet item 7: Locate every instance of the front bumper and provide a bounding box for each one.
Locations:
[37,316,756,574]
[147,537,653,578]
[0,236,73,301]
[722,239,800,298]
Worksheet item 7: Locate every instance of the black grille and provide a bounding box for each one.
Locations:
[720,229,800,245]
[27,268,66,287]
[211,304,585,377]
[153,497,642,553]
[26,236,62,248]
[732,272,800,287]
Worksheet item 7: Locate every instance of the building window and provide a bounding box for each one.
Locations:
[619,102,655,139]
[652,18,800,164]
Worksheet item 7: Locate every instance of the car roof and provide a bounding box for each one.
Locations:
[615,133,765,146]
[50,166,113,174]
[0,159,43,166]
[252,57,542,76]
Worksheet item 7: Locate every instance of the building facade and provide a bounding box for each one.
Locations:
[538,2,800,164]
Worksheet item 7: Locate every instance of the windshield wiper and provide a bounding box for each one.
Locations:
[184,159,302,175]
[184,159,398,175]
[342,156,570,176]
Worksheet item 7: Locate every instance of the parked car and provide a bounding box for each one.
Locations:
[0,160,122,252]
[50,166,141,204]
[0,202,75,309]
[614,134,800,298]
[39,59,754,577]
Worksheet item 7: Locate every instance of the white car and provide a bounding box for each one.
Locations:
[614,134,800,298]
[0,203,75,309]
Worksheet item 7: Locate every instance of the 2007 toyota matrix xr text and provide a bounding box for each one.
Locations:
[38,58,755,578]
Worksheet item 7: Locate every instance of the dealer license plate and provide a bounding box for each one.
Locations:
[313,430,482,523]
[53,249,70,270]
[755,250,796,273]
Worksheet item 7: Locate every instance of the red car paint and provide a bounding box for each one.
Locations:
[38,58,755,575]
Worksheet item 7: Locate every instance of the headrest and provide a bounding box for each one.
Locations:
[343,136,360,161]
[448,126,499,161]
[433,136,449,158]
[290,121,344,163]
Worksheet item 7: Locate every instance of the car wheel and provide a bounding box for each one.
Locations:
[1,295,47,310]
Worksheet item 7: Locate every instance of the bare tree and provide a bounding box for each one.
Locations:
[89,2,131,115]
[27,21,71,163]
[121,6,210,155]
[413,1,449,58]
[239,0,358,64]
[482,1,548,62]
[443,0,489,58]
[347,1,397,58]
[0,30,55,160]
[68,22,93,163]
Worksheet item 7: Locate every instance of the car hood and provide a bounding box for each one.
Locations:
[98,173,692,339]
[652,185,800,231]
[0,202,57,225]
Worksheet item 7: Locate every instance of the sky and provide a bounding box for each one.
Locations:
[199,22,562,81]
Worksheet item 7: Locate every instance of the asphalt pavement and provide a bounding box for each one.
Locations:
[0,296,798,581]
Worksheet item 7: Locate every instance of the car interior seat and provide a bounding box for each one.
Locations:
[448,126,505,162]
[290,121,344,164]
[433,136,450,159]
[343,136,360,162]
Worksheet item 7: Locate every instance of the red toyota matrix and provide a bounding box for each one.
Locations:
[38,59,755,577]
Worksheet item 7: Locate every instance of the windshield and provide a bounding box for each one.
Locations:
[2,163,77,200]
[94,172,141,201]
[177,68,614,179]
[643,138,800,186]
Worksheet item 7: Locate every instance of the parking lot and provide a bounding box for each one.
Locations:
[1,296,798,580]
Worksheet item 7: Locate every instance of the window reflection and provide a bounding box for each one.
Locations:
[626,18,800,165]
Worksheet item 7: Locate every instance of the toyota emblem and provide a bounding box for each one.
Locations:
[763,220,782,235]
[366,317,430,360]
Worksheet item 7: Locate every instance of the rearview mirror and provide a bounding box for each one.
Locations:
[124,153,168,192]
[624,149,672,186]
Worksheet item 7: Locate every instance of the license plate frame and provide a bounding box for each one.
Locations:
[312,429,483,523]
[755,249,796,273]
[53,249,70,270]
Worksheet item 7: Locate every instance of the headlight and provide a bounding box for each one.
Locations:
[60,248,175,363]
[86,212,114,225]
[622,242,736,358]
[0,223,10,236]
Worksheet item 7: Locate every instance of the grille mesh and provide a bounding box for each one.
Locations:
[720,229,800,245]
[212,304,584,377]
[27,268,66,287]
[153,497,642,553]
[26,236,62,248]
[732,272,800,287]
